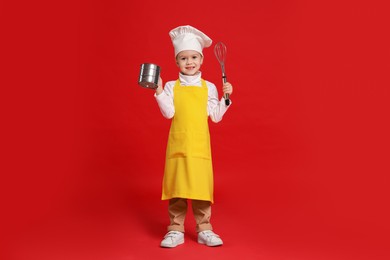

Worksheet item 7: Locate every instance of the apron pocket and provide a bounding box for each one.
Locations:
[167,132,187,159]
[192,132,211,160]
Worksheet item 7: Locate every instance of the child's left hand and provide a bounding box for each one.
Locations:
[222,82,233,96]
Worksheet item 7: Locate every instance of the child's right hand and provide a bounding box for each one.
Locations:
[155,76,163,95]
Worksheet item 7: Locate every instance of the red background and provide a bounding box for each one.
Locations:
[2,0,390,259]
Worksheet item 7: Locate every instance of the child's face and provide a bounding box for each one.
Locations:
[176,50,203,76]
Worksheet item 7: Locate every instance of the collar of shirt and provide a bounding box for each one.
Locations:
[179,71,202,86]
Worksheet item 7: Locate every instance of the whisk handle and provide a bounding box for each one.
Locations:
[222,75,230,106]
[224,94,230,106]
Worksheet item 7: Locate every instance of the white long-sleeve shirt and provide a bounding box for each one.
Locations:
[155,72,231,123]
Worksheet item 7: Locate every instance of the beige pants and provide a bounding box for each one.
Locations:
[167,198,213,233]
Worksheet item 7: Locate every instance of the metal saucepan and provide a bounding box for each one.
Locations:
[138,63,160,89]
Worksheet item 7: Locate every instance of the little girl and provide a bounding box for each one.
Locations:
[155,25,233,248]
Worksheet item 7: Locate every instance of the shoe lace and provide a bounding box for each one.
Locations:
[202,231,220,240]
[165,231,181,239]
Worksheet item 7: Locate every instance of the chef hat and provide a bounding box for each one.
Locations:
[169,25,212,57]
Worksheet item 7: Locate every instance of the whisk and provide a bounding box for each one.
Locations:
[214,42,230,106]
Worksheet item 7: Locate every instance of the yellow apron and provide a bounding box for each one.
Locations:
[162,79,214,203]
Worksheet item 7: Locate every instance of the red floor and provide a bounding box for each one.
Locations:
[4,172,389,260]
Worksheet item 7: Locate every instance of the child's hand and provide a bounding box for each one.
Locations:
[156,76,163,95]
[222,82,233,96]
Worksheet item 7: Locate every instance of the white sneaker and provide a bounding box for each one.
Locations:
[198,230,223,246]
[160,231,184,248]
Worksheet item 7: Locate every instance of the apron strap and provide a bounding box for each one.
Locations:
[174,79,207,88]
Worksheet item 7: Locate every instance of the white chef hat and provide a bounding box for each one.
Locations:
[169,25,212,57]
